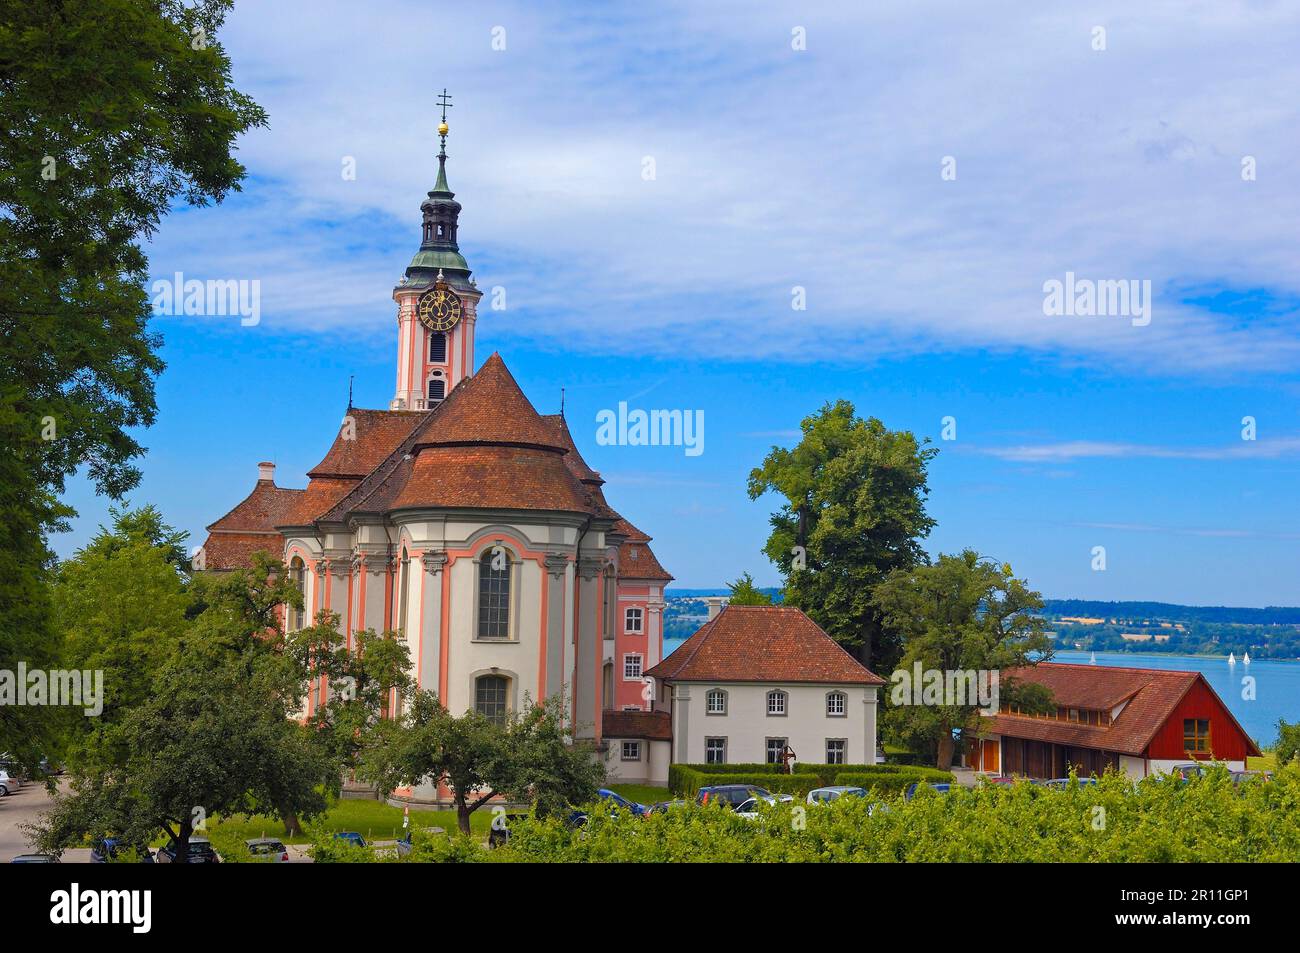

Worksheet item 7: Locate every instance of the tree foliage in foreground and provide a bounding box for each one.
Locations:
[492,766,1300,863]
[360,691,604,836]
[32,553,334,860]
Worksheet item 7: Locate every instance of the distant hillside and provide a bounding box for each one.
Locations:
[1043,599,1300,626]
[665,587,784,601]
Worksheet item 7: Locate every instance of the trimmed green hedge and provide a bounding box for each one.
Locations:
[669,763,955,797]
[834,767,954,795]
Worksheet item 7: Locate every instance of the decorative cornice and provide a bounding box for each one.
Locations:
[421,551,448,574]
[544,553,569,578]
[577,556,604,580]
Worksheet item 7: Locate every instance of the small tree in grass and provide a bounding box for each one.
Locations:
[361,691,604,835]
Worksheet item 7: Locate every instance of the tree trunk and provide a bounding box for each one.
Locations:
[455,792,471,836]
[175,817,192,863]
[936,729,955,771]
[280,810,303,837]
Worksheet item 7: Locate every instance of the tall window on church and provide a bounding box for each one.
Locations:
[478,551,510,639]
[288,556,306,631]
[429,332,446,363]
[475,675,508,725]
[428,378,445,401]
[396,550,410,639]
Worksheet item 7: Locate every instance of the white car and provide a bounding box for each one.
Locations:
[806,785,868,805]
[733,795,778,819]
[0,769,18,797]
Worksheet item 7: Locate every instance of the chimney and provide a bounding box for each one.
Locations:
[705,596,727,620]
[257,461,276,483]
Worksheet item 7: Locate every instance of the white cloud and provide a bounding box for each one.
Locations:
[977,436,1300,463]
[159,0,1300,375]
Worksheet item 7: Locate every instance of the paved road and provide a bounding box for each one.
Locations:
[0,779,73,861]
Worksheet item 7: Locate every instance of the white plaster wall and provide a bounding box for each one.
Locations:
[674,682,877,766]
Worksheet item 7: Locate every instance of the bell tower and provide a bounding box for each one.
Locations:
[391,89,482,411]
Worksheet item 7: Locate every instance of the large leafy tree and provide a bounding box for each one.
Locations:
[873,550,1054,768]
[0,0,265,764]
[33,553,335,860]
[747,400,937,671]
[53,506,193,730]
[362,692,604,836]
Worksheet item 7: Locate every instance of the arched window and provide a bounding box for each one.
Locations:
[287,556,306,631]
[428,378,445,401]
[477,549,511,639]
[766,690,787,716]
[706,688,727,715]
[475,674,509,725]
[396,550,410,639]
[826,691,847,717]
[429,332,447,363]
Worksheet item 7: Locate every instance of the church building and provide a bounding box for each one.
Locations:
[197,109,674,796]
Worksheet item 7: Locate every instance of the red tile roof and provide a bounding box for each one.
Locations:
[307,409,427,479]
[986,662,1260,757]
[602,709,672,741]
[388,445,596,513]
[646,606,885,685]
[200,532,282,571]
[411,353,566,452]
[205,478,303,533]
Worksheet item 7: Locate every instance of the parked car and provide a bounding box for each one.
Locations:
[1170,762,1209,781]
[156,838,220,863]
[650,800,688,814]
[596,788,650,816]
[91,838,154,863]
[903,782,952,800]
[11,854,59,863]
[807,785,868,805]
[1230,770,1273,785]
[333,831,367,849]
[0,768,16,797]
[696,784,775,809]
[246,838,290,862]
[395,826,445,856]
[733,795,778,819]
[1041,777,1098,790]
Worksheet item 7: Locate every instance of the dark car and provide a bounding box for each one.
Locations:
[696,784,774,809]
[1230,769,1273,785]
[156,838,220,863]
[11,854,60,863]
[91,838,154,863]
[903,782,952,800]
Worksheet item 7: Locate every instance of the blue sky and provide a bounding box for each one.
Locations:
[58,0,1300,605]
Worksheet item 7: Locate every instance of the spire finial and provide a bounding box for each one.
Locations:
[560,386,566,418]
[436,88,453,159]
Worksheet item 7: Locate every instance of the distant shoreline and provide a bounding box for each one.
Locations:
[1053,648,1300,664]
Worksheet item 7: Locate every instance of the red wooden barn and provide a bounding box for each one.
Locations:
[968,662,1261,779]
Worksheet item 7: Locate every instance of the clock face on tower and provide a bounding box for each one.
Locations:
[416,286,462,331]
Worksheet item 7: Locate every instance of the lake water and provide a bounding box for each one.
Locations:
[660,640,1299,747]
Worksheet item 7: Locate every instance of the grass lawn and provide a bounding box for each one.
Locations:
[607,783,671,805]
[1249,751,1278,771]
[204,786,669,845]
[205,798,491,845]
